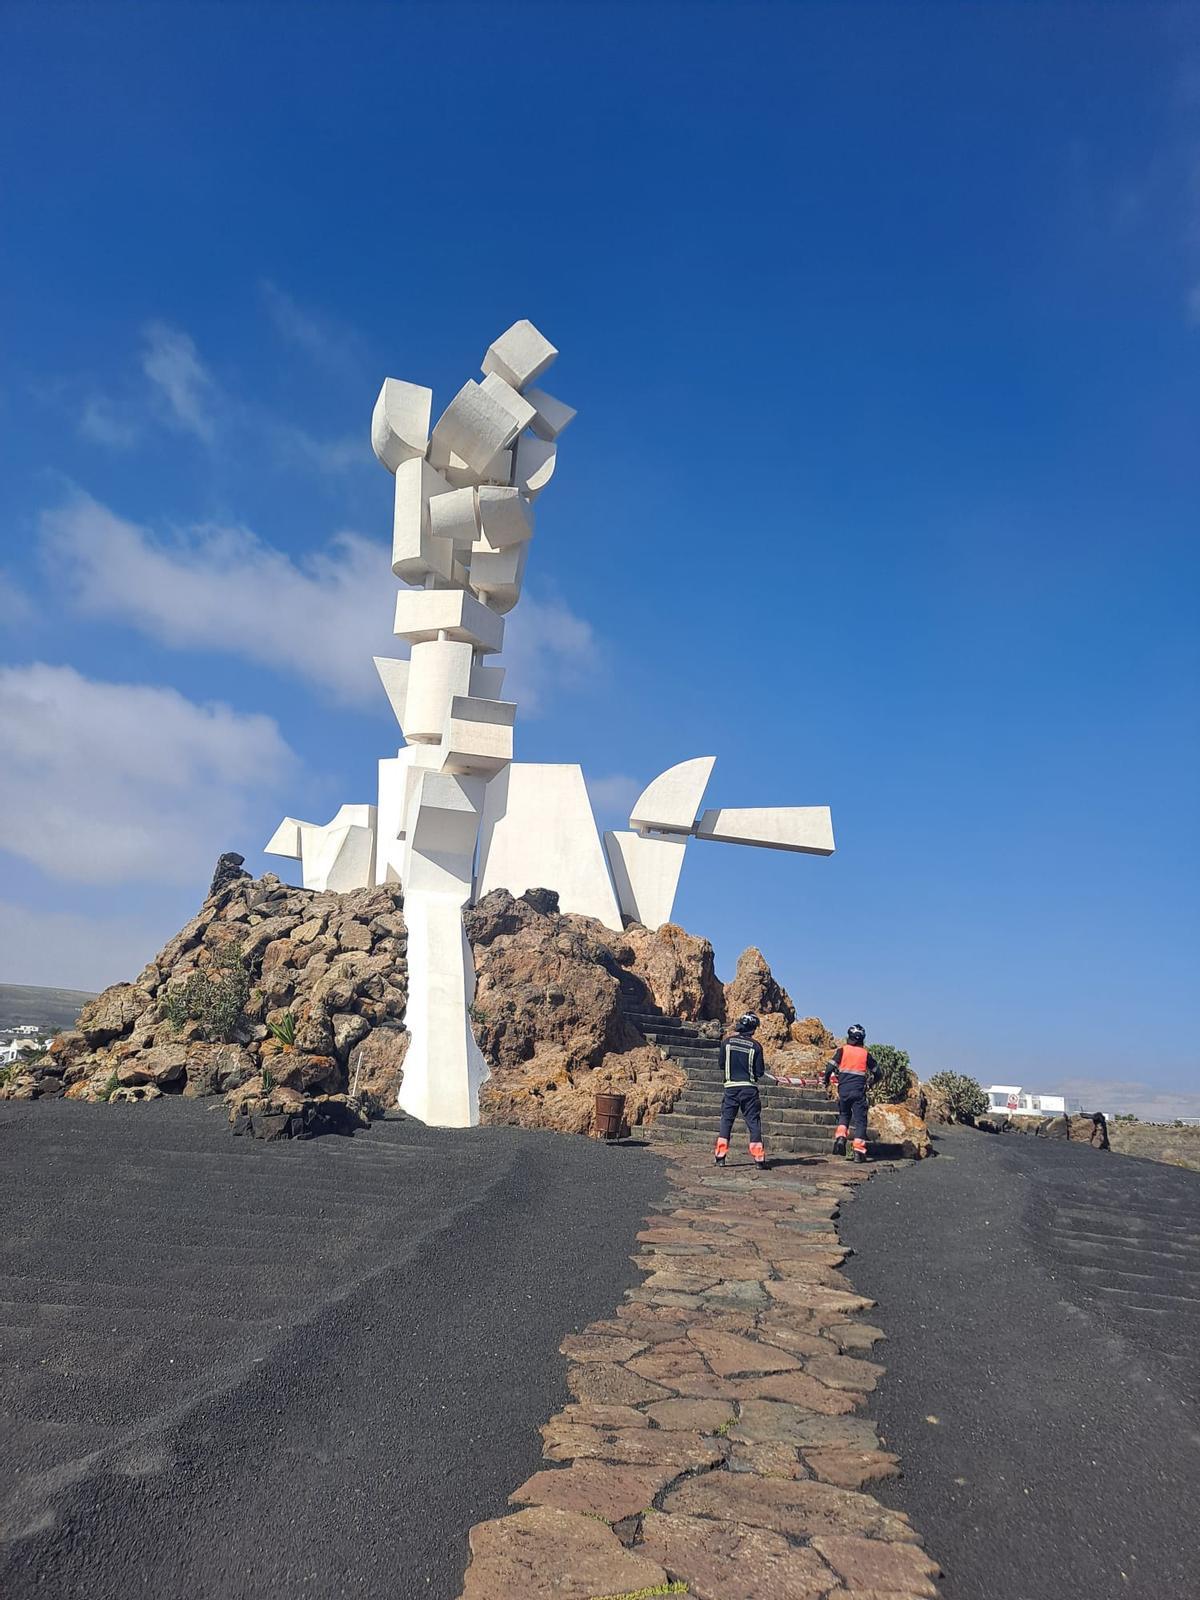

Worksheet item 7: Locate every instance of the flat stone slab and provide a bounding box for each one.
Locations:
[732,1370,858,1414]
[638,1510,838,1599]
[540,1420,722,1471]
[731,1398,881,1451]
[811,1533,941,1595]
[688,1328,802,1377]
[461,1505,668,1599]
[645,1397,738,1432]
[805,1446,902,1489]
[664,1472,920,1542]
[804,1351,886,1391]
[566,1360,671,1406]
[511,1460,676,1521]
[558,1331,647,1363]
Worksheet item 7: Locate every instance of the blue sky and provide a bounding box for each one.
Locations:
[1,2,1197,1116]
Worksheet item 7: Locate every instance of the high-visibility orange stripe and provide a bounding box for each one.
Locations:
[840,1045,868,1076]
[714,1137,729,1156]
[836,1124,848,1138]
[749,1142,765,1159]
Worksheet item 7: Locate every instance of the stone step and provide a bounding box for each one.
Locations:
[673,1100,839,1125]
[652,1111,834,1142]
[650,1126,833,1155]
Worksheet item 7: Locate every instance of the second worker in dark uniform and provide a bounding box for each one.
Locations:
[713,1012,769,1170]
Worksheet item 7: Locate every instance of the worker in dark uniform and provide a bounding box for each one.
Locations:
[822,1024,880,1163]
[714,1013,769,1171]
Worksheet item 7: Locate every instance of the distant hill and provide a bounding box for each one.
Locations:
[0,984,97,1036]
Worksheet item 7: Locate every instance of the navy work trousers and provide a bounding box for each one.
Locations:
[837,1074,869,1148]
[718,1085,763,1148]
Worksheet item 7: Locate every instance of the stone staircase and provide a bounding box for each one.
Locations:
[626,1005,838,1157]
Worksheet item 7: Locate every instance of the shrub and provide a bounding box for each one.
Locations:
[926,1070,988,1122]
[161,942,250,1042]
[867,1043,913,1105]
[266,1011,297,1048]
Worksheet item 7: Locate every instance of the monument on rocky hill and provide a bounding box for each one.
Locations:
[264,320,835,1129]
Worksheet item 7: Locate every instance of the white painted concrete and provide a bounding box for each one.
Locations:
[477,484,534,549]
[630,756,716,835]
[373,657,410,729]
[476,763,624,929]
[430,380,523,475]
[371,378,432,471]
[523,386,577,440]
[481,319,557,391]
[403,639,474,743]
[393,587,505,653]
[604,830,688,930]
[695,805,836,855]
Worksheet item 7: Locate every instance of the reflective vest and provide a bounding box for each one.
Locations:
[723,1038,760,1086]
[839,1045,869,1077]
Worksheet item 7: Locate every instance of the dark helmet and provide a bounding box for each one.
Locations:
[735,1013,760,1035]
[847,1024,866,1045]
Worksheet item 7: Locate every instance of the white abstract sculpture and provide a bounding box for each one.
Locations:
[266,318,836,1130]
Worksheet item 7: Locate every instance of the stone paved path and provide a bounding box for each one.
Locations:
[458,1149,941,1599]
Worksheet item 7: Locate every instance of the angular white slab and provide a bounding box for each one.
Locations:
[630,756,716,835]
[404,638,474,742]
[392,457,456,583]
[264,816,305,858]
[313,821,377,892]
[481,319,557,391]
[441,446,513,489]
[373,657,411,731]
[430,380,523,475]
[695,806,836,855]
[404,770,488,900]
[371,377,433,471]
[428,484,480,547]
[604,831,687,931]
[476,763,623,930]
[375,750,417,885]
[480,371,537,435]
[469,662,506,698]
[477,484,534,550]
[394,587,505,654]
[398,894,489,1128]
[523,387,576,441]
[442,694,516,776]
[468,538,527,615]
[513,434,557,501]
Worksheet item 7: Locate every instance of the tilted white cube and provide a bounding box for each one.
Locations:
[393,587,505,654]
[523,387,576,441]
[441,445,513,489]
[371,378,433,471]
[477,484,533,549]
[428,484,480,547]
[442,695,516,776]
[482,320,557,391]
[429,380,523,475]
[514,434,557,501]
[469,538,527,614]
[391,457,456,583]
[480,371,537,435]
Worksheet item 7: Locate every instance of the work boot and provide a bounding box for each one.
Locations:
[853,1150,867,1163]
[755,1158,769,1171]
[713,1154,726,1166]
[832,1136,846,1157]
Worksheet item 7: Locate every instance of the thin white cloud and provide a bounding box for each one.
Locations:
[586,773,642,824]
[260,280,366,380]
[0,898,180,991]
[41,491,601,716]
[80,394,141,449]
[0,663,295,887]
[266,422,367,475]
[140,321,217,442]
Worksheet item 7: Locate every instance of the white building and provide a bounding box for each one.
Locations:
[987,1084,1068,1117]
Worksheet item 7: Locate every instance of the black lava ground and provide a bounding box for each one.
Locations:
[842,1123,1200,1600]
[0,1100,668,1599]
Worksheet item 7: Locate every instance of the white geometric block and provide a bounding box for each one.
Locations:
[480,371,537,435]
[482,319,558,391]
[404,769,487,898]
[476,763,624,930]
[428,484,480,547]
[404,638,475,743]
[376,751,417,885]
[604,831,688,930]
[393,588,505,654]
[469,538,527,614]
[477,484,533,550]
[371,378,433,471]
[315,821,377,893]
[430,380,523,475]
[441,446,513,489]
[373,657,411,730]
[630,757,716,835]
[695,806,836,856]
[513,434,557,501]
[470,662,506,699]
[264,816,305,858]
[392,456,456,583]
[397,894,490,1128]
[523,387,576,441]
[442,695,516,776]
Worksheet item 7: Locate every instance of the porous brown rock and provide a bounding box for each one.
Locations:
[868,1102,932,1159]
[461,1505,668,1600]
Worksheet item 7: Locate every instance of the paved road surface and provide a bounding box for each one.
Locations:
[0,1100,667,1599]
[842,1124,1200,1600]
